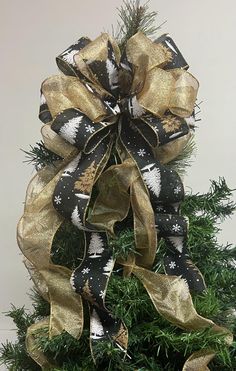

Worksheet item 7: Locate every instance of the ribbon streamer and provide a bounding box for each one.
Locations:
[17,31,233,370]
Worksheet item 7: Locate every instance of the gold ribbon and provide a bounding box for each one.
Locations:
[17,131,84,366]
[17,31,232,370]
[26,318,54,370]
[19,128,232,371]
[182,350,215,371]
[41,32,198,123]
[88,145,157,269]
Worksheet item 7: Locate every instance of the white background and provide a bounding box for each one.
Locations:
[1,0,236,369]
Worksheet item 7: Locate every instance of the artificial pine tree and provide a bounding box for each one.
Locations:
[1,1,236,370]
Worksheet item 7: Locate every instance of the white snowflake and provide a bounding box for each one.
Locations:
[172,224,181,233]
[169,261,176,269]
[54,195,62,205]
[99,290,105,299]
[137,148,146,157]
[85,124,95,134]
[81,267,90,275]
[174,186,182,195]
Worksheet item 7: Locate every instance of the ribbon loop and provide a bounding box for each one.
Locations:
[56,36,91,77]
[169,70,199,117]
[137,67,175,117]
[126,31,172,71]
[74,33,120,95]
[41,75,107,122]
[51,108,114,154]
[155,34,189,70]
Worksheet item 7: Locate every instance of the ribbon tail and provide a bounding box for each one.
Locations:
[119,117,205,291]
[40,265,83,338]
[182,349,215,371]
[17,152,85,340]
[26,318,55,370]
[71,231,128,361]
[52,135,128,357]
[116,139,157,269]
[132,265,233,342]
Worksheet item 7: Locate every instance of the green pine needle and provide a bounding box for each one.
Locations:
[109,229,139,260]
[116,0,164,50]
[167,137,196,176]
[2,1,236,369]
[22,141,62,170]
[1,177,235,370]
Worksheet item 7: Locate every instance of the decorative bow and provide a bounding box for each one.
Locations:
[17,31,232,370]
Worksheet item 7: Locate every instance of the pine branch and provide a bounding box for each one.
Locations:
[167,137,196,176]
[29,289,50,319]
[2,177,235,370]
[0,341,41,371]
[182,177,236,220]
[109,229,139,260]
[3,1,235,369]
[4,306,35,343]
[116,0,163,50]
[22,141,62,170]
[0,306,40,371]
[51,221,84,270]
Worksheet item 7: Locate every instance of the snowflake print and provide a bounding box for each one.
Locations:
[174,186,182,195]
[169,261,176,269]
[137,148,146,157]
[172,224,181,233]
[85,124,95,134]
[54,195,62,205]
[81,267,90,275]
[99,290,105,299]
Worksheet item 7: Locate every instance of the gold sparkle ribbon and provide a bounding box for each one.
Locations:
[26,318,54,370]
[182,350,215,371]
[17,31,232,370]
[17,130,84,366]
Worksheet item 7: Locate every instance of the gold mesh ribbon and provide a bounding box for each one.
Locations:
[17,131,84,366]
[26,318,54,370]
[17,31,232,370]
[183,350,216,371]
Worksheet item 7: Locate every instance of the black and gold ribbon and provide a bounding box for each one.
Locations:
[17,31,233,370]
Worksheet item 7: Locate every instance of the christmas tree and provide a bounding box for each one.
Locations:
[1,1,235,370]
[88,233,105,258]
